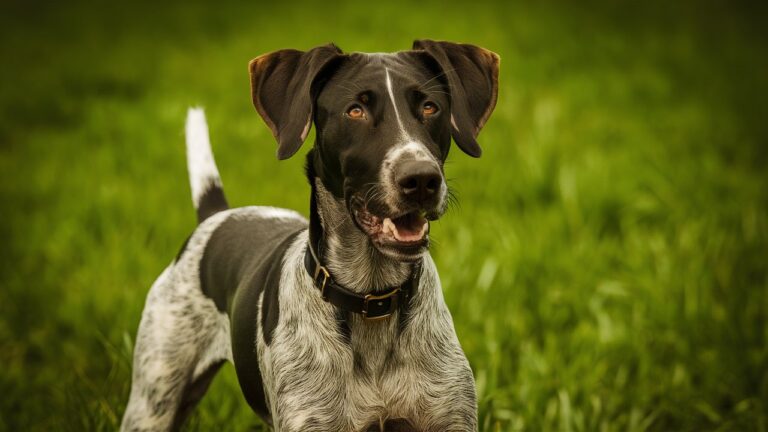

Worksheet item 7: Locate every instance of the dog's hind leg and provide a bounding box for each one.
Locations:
[170,359,226,430]
[121,264,231,432]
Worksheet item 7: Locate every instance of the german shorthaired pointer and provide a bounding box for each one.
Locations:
[121,40,499,432]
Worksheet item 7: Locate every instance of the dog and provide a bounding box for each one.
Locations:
[121,40,499,432]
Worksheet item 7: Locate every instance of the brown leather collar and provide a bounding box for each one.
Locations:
[303,242,420,320]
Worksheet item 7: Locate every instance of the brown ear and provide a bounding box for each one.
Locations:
[249,44,343,160]
[412,40,499,158]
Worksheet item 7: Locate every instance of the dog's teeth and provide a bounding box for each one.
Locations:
[382,218,397,237]
[382,217,429,242]
[385,217,403,241]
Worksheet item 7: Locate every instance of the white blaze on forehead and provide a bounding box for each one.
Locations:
[381,68,444,208]
[386,141,433,163]
[385,68,408,140]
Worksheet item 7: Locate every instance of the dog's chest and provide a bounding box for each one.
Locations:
[254,239,475,431]
[262,310,430,430]
[349,316,401,374]
[347,320,427,423]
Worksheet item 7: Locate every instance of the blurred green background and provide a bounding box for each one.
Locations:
[1,0,766,431]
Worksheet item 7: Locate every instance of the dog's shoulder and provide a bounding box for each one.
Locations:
[197,206,306,312]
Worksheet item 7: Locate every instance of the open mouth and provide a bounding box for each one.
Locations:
[354,208,430,251]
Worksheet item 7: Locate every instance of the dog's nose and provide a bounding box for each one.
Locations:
[395,160,442,205]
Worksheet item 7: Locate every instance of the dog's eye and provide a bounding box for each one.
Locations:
[422,102,439,117]
[346,105,366,120]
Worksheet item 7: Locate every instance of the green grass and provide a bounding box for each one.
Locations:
[1,1,767,430]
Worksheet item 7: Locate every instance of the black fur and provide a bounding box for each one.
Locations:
[195,183,229,223]
[198,213,305,421]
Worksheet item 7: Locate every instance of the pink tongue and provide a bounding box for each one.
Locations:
[395,221,422,236]
[391,215,428,242]
[381,215,428,242]
[397,231,423,242]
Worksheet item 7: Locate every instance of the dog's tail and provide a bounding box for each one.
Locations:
[185,108,229,224]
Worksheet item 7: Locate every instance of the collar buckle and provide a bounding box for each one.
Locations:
[313,264,331,300]
[362,288,400,321]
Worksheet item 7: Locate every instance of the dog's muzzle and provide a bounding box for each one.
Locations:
[351,160,445,259]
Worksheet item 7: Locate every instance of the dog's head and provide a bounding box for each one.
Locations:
[250,40,499,261]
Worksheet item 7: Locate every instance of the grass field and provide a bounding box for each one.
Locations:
[1,1,767,430]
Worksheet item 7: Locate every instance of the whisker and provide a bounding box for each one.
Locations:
[418,68,456,90]
[445,183,461,213]
[335,82,364,99]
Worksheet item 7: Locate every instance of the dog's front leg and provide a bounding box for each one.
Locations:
[261,329,360,432]
[268,383,351,432]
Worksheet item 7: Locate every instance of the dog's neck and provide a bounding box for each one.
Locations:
[307,177,413,295]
